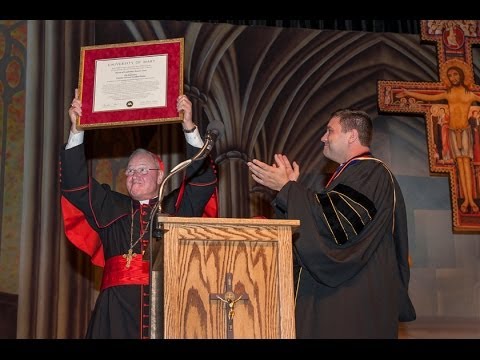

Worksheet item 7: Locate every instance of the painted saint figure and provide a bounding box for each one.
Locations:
[468,109,480,164]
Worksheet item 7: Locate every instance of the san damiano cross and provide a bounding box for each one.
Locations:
[378,20,480,231]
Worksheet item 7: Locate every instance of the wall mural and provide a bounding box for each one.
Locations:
[0,20,26,295]
[379,20,480,232]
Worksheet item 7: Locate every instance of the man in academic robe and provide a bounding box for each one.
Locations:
[247,109,416,338]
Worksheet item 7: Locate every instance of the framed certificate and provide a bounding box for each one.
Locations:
[77,38,184,129]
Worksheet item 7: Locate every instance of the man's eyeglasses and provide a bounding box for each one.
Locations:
[125,167,160,176]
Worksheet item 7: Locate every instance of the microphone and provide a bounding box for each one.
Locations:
[153,120,225,219]
[191,120,225,161]
[205,120,224,149]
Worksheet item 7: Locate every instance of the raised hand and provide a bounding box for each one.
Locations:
[275,154,300,182]
[177,95,194,131]
[247,154,299,191]
[68,88,82,134]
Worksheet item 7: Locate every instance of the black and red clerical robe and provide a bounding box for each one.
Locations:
[274,156,416,339]
[60,142,218,339]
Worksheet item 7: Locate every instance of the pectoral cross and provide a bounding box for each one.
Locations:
[209,273,249,339]
[123,248,136,269]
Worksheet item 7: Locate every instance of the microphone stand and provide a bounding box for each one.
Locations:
[148,137,212,338]
[151,135,211,221]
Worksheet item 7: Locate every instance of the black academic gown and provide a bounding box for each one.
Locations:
[274,157,416,339]
[60,142,217,339]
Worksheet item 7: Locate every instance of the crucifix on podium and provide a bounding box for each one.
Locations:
[209,273,250,339]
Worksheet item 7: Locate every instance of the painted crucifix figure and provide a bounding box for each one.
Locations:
[378,20,480,231]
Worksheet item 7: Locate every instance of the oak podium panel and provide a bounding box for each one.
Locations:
[150,217,299,339]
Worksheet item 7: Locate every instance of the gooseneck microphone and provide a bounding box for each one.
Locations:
[152,120,224,219]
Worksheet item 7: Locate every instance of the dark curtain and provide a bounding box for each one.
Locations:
[17,20,96,339]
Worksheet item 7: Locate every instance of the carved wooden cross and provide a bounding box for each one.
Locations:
[209,273,249,339]
[378,20,480,231]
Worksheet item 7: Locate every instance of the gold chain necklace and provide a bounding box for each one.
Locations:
[123,201,151,269]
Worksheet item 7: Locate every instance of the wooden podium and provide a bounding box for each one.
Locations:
[150,216,299,339]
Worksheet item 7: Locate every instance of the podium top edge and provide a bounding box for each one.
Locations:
[156,216,300,227]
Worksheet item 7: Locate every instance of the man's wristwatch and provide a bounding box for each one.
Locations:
[183,125,197,133]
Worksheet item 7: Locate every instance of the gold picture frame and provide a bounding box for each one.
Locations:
[77,38,184,129]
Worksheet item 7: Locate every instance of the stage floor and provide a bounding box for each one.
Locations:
[399,317,480,339]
